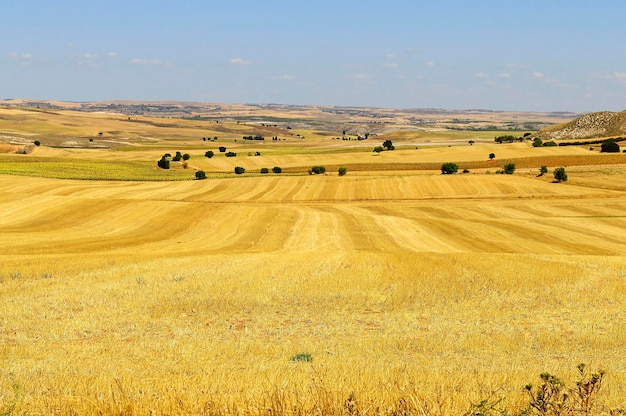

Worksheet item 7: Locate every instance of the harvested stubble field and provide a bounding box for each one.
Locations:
[1,105,626,415]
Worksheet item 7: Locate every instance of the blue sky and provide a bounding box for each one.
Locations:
[2,1,625,111]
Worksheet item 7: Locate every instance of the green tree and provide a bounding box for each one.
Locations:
[157,155,170,169]
[311,165,326,174]
[382,140,395,150]
[489,153,496,160]
[272,166,282,174]
[195,170,207,180]
[172,151,182,161]
[182,153,190,161]
[234,166,245,174]
[338,167,347,176]
[554,166,568,182]
[503,163,516,174]
[33,140,41,146]
[601,139,620,153]
[260,167,269,174]
[373,146,384,153]
[205,150,214,158]
[533,137,543,147]
[441,162,458,174]
[539,166,548,176]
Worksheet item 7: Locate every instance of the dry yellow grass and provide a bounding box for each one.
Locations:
[1,106,625,415]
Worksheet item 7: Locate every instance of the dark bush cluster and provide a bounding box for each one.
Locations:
[441,162,458,174]
[242,135,265,141]
[310,166,326,174]
[225,152,237,157]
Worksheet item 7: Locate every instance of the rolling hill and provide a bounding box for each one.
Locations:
[538,109,626,140]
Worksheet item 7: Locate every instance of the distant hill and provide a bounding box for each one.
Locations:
[538,110,626,140]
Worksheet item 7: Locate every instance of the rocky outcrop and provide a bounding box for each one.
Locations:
[538,110,626,140]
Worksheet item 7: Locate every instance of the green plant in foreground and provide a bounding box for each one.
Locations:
[338,167,347,176]
[290,353,312,363]
[468,364,611,416]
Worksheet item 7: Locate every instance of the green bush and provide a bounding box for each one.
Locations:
[225,152,237,157]
[539,165,548,176]
[195,170,207,180]
[260,167,269,174]
[182,153,190,160]
[382,140,395,150]
[157,156,170,169]
[172,151,182,162]
[373,146,384,153]
[503,163,515,174]
[311,165,326,174]
[205,150,214,158]
[601,139,620,153]
[272,166,282,174]
[234,166,245,174]
[338,167,347,176]
[533,137,543,147]
[554,166,567,182]
[290,353,312,363]
[441,162,458,174]
[33,140,41,146]
[489,153,495,160]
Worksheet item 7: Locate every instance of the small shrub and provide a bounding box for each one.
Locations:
[172,152,182,162]
[462,169,470,174]
[338,167,347,176]
[489,153,495,160]
[225,152,237,157]
[272,166,282,174]
[533,137,543,147]
[33,140,41,146]
[503,162,515,174]
[441,162,458,174]
[311,165,326,174]
[195,170,207,180]
[290,353,312,363]
[554,166,568,182]
[539,165,548,176]
[234,166,245,174]
[219,146,226,153]
[182,153,190,160]
[260,167,269,174]
[205,150,214,158]
[373,146,384,153]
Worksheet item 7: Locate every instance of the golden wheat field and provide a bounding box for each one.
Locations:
[1,106,626,415]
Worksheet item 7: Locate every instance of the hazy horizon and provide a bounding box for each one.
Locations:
[3,1,626,113]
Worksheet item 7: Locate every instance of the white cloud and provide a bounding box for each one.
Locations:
[229,57,254,66]
[532,72,545,79]
[353,73,372,80]
[424,61,435,67]
[8,52,34,66]
[498,73,512,78]
[384,62,398,68]
[532,71,568,88]
[475,72,489,78]
[107,52,117,58]
[129,58,163,65]
[385,54,398,59]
